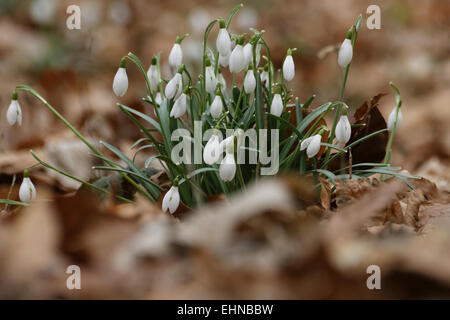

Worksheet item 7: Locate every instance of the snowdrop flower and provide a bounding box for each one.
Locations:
[147,56,160,92]
[282,48,296,81]
[243,43,253,68]
[244,66,256,94]
[203,132,221,165]
[19,170,36,203]
[387,106,402,131]
[335,108,351,145]
[270,93,283,117]
[219,141,236,182]
[229,36,246,73]
[216,19,231,56]
[300,134,322,158]
[162,185,180,214]
[170,92,187,118]
[165,68,183,99]
[205,60,217,94]
[217,70,226,91]
[169,35,187,68]
[338,32,353,68]
[6,92,22,126]
[210,94,223,119]
[219,53,230,67]
[112,58,128,97]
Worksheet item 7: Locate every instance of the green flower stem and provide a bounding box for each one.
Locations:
[15,85,155,202]
[237,163,246,191]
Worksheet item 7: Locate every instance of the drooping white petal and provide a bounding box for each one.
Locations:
[147,65,160,92]
[155,92,162,105]
[219,153,236,181]
[210,95,223,119]
[113,67,128,97]
[219,53,230,67]
[338,38,353,68]
[205,66,217,94]
[260,71,269,88]
[244,70,256,94]
[19,177,36,203]
[243,43,253,68]
[170,93,187,118]
[216,28,231,56]
[229,45,246,73]
[165,73,182,99]
[270,94,283,117]
[203,135,221,165]
[168,43,183,68]
[335,115,351,144]
[219,136,234,152]
[6,100,22,126]
[282,55,295,81]
[387,107,402,131]
[306,134,322,158]
[162,186,180,214]
[300,136,314,151]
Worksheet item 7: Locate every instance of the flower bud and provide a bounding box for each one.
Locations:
[19,170,36,203]
[165,72,182,99]
[244,69,256,94]
[147,57,160,92]
[170,93,187,118]
[205,65,217,94]
[270,93,283,117]
[6,93,22,126]
[216,22,231,56]
[335,114,351,145]
[243,43,253,68]
[338,38,353,68]
[169,43,183,68]
[113,59,128,97]
[210,95,223,119]
[229,38,246,73]
[162,186,180,214]
[282,50,295,81]
[387,107,402,131]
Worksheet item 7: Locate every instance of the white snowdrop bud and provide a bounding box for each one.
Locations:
[7,92,22,126]
[244,68,256,94]
[112,59,128,97]
[147,57,160,92]
[387,106,402,131]
[203,133,221,165]
[19,170,36,203]
[220,145,236,182]
[338,36,353,68]
[170,93,187,118]
[243,43,253,68]
[216,20,231,56]
[205,64,217,94]
[270,93,283,117]
[165,71,182,99]
[335,111,351,145]
[210,95,223,119]
[300,134,322,158]
[169,44,183,68]
[162,186,180,214]
[229,37,246,73]
[282,48,296,81]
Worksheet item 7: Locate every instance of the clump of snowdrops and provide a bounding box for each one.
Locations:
[5,4,412,213]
